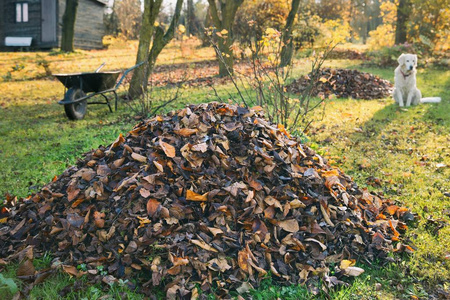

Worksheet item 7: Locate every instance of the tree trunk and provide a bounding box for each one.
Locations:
[128,0,163,99]
[217,37,233,77]
[280,0,301,67]
[395,0,410,44]
[207,0,243,77]
[146,0,184,78]
[186,0,194,36]
[61,0,78,52]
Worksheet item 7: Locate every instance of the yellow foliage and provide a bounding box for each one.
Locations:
[367,24,395,50]
[317,19,352,46]
[380,0,397,25]
[178,24,186,35]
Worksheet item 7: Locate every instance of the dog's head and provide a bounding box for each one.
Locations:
[398,53,417,72]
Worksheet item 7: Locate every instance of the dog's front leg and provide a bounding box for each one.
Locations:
[406,92,413,107]
[394,88,404,107]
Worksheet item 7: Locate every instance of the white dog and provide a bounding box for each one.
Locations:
[393,53,441,107]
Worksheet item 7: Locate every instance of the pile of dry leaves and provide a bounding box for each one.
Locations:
[286,68,393,100]
[1,102,414,298]
[326,49,367,60]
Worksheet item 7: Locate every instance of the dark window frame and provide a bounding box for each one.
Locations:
[15,2,29,23]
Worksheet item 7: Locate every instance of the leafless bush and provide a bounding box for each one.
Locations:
[119,62,181,118]
[210,31,335,136]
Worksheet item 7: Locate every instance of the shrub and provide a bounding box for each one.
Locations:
[367,24,395,50]
[366,43,418,67]
[316,19,351,47]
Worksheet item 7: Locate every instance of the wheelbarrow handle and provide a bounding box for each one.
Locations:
[115,61,146,89]
[95,62,106,73]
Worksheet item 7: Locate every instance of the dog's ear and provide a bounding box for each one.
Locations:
[413,54,418,66]
[398,54,405,66]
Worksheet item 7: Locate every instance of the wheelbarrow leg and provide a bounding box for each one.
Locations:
[100,93,113,113]
[113,90,118,111]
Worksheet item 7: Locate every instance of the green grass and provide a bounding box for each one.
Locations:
[306,66,450,284]
[0,49,449,299]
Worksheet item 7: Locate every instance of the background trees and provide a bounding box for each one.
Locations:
[128,0,183,98]
[115,0,143,39]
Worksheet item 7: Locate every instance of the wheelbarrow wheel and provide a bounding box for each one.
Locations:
[64,88,87,120]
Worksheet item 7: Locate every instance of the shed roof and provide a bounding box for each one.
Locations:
[91,0,108,5]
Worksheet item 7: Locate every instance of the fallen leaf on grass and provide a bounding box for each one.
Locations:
[343,266,365,277]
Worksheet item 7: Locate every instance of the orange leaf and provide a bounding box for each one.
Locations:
[94,211,105,228]
[62,265,80,277]
[186,190,208,201]
[385,205,399,215]
[174,128,198,137]
[248,178,263,191]
[147,199,161,217]
[111,133,125,148]
[277,124,291,138]
[405,245,415,253]
[71,198,84,208]
[167,265,181,275]
[388,220,400,238]
[160,141,176,158]
[321,169,340,177]
[238,250,250,273]
[376,213,387,220]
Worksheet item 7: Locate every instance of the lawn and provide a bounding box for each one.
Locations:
[0,42,449,299]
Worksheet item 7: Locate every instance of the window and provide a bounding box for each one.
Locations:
[16,3,29,23]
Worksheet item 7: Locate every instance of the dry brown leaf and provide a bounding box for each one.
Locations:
[160,141,176,158]
[289,199,306,209]
[191,143,208,153]
[174,128,198,137]
[208,227,224,237]
[343,266,365,276]
[147,199,161,217]
[238,250,250,274]
[17,259,35,277]
[139,188,151,198]
[278,219,299,233]
[190,239,218,252]
[111,133,125,149]
[93,211,105,228]
[62,265,84,277]
[153,161,164,172]
[131,153,147,163]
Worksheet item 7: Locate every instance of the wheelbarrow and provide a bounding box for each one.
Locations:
[53,62,143,120]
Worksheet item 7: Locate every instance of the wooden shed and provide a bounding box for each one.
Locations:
[0,0,107,50]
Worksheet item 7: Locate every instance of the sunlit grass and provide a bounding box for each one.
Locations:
[0,44,449,299]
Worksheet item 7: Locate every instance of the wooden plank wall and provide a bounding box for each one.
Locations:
[58,0,105,50]
[1,0,44,48]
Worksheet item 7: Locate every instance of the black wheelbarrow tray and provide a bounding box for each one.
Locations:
[53,62,143,120]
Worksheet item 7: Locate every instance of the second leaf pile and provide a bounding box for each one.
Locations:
[286,68,394,100]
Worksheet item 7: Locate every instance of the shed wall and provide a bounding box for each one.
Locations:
[58,0,105,50]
